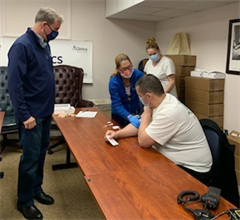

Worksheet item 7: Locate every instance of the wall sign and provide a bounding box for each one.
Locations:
[0,37,93,83]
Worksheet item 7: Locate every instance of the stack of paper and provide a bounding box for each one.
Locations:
[76,111,97,118]
[54,104,75,115]
[202,71,225,79]
[190,70,203,77]
[190,68,225,79]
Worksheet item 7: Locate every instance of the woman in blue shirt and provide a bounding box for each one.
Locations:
[109,53,144,128]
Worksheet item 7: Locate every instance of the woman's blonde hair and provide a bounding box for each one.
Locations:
[146,37,160,52]
[111,53,132,76]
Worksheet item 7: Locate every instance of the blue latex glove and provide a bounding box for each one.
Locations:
[128,115,141,129]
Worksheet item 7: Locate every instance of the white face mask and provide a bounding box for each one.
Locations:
[120,69,133,79]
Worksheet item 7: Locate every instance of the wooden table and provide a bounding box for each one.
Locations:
[0,112,5,179]
[53,108,236,220]
[52,108,165,175]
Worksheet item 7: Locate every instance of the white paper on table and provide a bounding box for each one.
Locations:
[75,111,98,118]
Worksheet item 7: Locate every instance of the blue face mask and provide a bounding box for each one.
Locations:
[149,53,160,62]
[47,30,58,42]
[46,24,58,42]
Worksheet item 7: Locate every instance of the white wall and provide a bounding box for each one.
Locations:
[156,2,240,132]
[0,0,155,101]
[71,0,155,100]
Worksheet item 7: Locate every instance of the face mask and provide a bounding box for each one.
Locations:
[46,30,58,42]
[139,96,149,107]
[149,53,160,62]
[45,24,59,42]
[120,69,133,79]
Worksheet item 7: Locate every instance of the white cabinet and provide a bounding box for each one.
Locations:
[106,0,144,17]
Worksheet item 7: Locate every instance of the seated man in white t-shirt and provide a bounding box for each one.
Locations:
[105,74,213,185]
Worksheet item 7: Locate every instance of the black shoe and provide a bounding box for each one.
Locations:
[34,192,54,205]
[18,204,43,220]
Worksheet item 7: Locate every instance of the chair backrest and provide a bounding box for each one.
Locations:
[202,127,220,176]
[200,118,239,207]
[0,67,17,129]
[0,67,15,117]
[138,58,148,73]
[54,65,84,107]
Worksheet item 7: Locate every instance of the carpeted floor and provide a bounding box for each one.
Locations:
[0,144,105,220]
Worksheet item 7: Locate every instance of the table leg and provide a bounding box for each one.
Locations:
[0,157,4,179]
[52,147,78,170]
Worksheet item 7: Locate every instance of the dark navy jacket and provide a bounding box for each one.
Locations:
[7,28,55,122]
[109,69,143,126]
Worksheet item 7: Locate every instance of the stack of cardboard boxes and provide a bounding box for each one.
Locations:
[227,131,240,189]
[184,77,225,129]
[166,55,196,104]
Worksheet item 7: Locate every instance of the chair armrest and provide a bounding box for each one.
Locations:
[76,99,94,107]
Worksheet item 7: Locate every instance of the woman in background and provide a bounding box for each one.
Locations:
[144,37,178,98]
[109,53,143,128]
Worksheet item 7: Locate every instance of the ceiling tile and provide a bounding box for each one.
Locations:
[134,14,171,21]
[139,0,190,8]
[172,1,231,11]
[152,8,194,17]
[193,0,239,2]
[106,0,240,22]
[122,5,164,14]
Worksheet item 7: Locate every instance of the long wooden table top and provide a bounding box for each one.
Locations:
[85,165,235,220]
[53,108,236,220]
[53,108,168,176]
[0,112,4,134]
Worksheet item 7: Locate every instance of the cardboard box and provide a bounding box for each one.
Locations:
[185,99,223,117]
[228,130,240,157]
[185,89,224,104]
[175,76,185,88]
[235,155,240,171]
[195,113,223,128]
[166,55,196,66]
[236,169,240,186]
[185,77,224,91]
[175,66,195,76]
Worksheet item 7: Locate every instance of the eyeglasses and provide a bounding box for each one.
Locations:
[119,65,133,72]
[47,23,58,32]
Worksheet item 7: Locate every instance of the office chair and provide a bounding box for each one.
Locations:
[48,65,93,154]
[138,58,148,73]
[0,66,19,153]
[200,118,239,207]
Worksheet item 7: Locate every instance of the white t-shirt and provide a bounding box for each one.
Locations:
[145,94,212,173]
[144,56,178,98]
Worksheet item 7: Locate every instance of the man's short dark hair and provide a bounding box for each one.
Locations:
[136,74,164,96]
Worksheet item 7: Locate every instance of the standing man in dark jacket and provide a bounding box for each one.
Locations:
[7,7,63,220]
